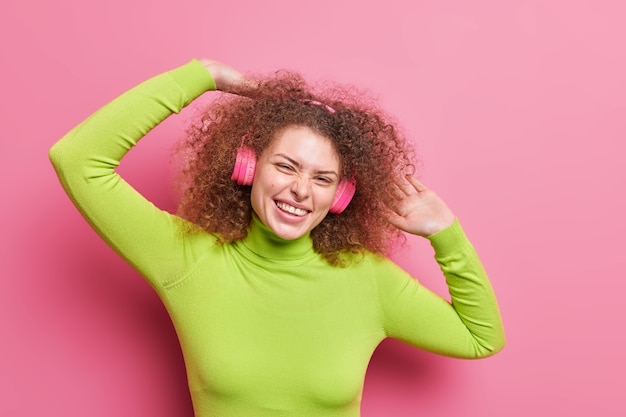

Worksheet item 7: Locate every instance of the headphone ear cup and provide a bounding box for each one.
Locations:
[231,145,256,185]
[329,178,356,214]
[242,147,256,185]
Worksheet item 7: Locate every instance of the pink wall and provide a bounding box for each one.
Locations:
[2,0,625,415]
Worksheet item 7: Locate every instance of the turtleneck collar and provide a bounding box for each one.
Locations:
[237,214,318,264]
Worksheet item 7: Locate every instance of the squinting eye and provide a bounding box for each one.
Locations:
[277,163,294,171]
[316,177,332,184]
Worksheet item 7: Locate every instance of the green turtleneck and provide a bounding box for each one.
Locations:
[239,214,319,263]
[49,60,505,417]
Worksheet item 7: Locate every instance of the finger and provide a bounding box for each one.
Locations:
[382,190,408,213]
[381,205,406,229]
[406,176,427,193]
[393,175,418,196]
[232,77,261,98]
[388,181,407,201]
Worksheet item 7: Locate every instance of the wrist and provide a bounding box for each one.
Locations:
[418,212,456,237]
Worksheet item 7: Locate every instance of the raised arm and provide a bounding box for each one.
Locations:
[378,176,505,358]
[49,59,243,290]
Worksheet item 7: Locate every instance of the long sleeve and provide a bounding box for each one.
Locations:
[49,60,217,290]
[375,220,505,358]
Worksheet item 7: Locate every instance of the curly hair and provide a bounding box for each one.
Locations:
[174,71,415,265]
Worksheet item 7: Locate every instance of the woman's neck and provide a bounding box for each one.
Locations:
[240,214,316,262]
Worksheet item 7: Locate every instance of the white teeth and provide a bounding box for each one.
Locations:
[276,201,308,216]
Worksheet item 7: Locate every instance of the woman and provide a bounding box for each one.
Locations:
[49,58,505,417]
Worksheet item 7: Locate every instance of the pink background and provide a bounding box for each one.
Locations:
[2,0,625,415]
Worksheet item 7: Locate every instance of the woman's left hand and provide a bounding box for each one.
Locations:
[385,176,456,237]
[198,58,256,95]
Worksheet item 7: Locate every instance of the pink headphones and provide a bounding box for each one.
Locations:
[231,145,356,214]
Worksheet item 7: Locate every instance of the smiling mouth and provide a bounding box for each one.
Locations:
[275,201,310,217]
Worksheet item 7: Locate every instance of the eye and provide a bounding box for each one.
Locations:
[276,163,295,172]
[315,176,333,185]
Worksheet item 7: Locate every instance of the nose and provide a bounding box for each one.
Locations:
[290,175,311,201]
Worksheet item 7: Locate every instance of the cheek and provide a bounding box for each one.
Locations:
[316,187,338,208]
[251,169,281,200]
[249,186,260,213]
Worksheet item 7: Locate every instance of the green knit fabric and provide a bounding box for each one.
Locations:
[49,60,505,417]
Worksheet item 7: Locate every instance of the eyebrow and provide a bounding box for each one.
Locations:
[274,153,339,177]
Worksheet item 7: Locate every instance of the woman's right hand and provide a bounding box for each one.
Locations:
[199,58,254,94]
